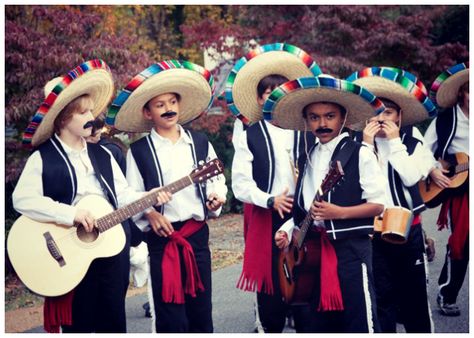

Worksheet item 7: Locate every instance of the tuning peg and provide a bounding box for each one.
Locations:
[199,160,205,165]
[206,156,211,162]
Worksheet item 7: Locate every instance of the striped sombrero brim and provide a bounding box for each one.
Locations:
[347,67,437,126]
[430,62,469,108]
[107,60,215,133]
[263,76,385,131]
[23,59,114,148]
[225,43,321,125]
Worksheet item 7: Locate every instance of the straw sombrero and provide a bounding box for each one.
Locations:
[430,62,469,108]
[23,59,114,147]
[106,60,214,133]
[262,76,385,131]
[346,67,437,126]
[225,43,321,125]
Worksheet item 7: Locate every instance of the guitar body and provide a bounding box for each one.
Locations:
[418,152,469,208]
[7,195,125,297]
[278,233,320,305]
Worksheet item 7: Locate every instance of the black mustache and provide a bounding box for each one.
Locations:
[83,120,96,129]
[161,111,177,118]
[315,128,333,134]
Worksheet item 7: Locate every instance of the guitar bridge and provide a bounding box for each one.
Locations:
[43,232,66,267]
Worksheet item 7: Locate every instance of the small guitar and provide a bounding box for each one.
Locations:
[278,160,344,304]
[7,159,224,297]
[418,152,469,208]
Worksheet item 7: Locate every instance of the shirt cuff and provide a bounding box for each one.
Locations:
[278,218,296,242]
[55,204,78,226]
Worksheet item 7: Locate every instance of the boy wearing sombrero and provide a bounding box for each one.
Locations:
[12,60,171,333]
[269,75,386,333]
[424,63,469,317]
[227,43,319,332]
[348,67,437,332]
[107,60,227,333]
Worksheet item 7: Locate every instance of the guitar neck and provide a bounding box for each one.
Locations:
[96,176,193,232]
[455,163,469,174]
[296,192,321,249]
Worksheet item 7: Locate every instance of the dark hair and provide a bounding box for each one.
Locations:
[457,81,469,106]
[302,101,347,119]
[144,92,181,111]
[91,116,106,135]
[379,97,401,113]
[257,74,289,98]
[54,94,93,135]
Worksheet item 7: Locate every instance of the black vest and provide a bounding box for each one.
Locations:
[293,137,374,240]
[353,128,425,215]
[38,137,118,208]
[246,120,316,193]
[130,129,209,216]
[434,107,457,161]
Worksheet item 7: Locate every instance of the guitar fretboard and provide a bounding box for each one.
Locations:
[455,162,469,174]
[296,191,322,249]
[95,176,193,232]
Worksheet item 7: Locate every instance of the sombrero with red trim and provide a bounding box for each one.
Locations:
[430,62,469,108]
[263,75,385,131]
[346,67,437,126]
[225,43,321,125]
[23,59,114,148]
[107,60,215,133]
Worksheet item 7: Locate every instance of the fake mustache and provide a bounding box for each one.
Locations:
[161,111,178,118]
[315,128,333,134]
[83,120,96,129]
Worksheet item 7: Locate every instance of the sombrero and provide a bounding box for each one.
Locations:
[107,60,214,133]
[346,67,437,126]
[430,62,469,108]
[262,76,385,131]
[23,59,114,148]
[225,43,321,125]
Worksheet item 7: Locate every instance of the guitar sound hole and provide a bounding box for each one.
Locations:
[76,225,99,243]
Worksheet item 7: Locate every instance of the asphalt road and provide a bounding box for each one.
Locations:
[27,206,469,333]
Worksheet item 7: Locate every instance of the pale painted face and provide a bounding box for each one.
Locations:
[372,107,400,138]
[62,102,95,138]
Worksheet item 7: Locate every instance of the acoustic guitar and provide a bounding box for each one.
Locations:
[278,161,344,304]
[418,152,468,208]
[7,159,224,297]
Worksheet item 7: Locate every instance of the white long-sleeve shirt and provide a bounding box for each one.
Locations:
[232,120,297,209]
[279,132,386,239]
[126,125,227,229]
[12,134,144,226]
[424,104,469,156]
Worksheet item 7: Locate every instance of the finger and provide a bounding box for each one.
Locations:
[278,208,284,219]
[284,196,294,204]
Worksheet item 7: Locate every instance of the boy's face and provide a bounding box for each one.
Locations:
[143,93,180,130]
[62,103,95,138]
[304,102,345,144]
[371,108,400,138]
[256,87,274,107]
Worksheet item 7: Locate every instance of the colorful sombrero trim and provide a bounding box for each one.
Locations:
[429,62,469,106]
[106,60,215,127]
[262,76,385,121]
[379,67,428,95]
[346,67,437,118]
[23,59,110,147]
[225,43,322,125]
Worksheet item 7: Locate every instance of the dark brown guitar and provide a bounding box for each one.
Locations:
[278,161,344,304]
[418,152,468,208]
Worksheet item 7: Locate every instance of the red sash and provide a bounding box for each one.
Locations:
[161,219,205,303]
[43,291,74,333]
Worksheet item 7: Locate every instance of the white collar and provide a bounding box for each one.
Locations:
[318,132,349,152]
[54,134,88,155]
[150,124,192,146]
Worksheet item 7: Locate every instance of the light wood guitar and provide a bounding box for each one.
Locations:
[278,160,344,304]
[418,152,468,208]
[7,159,224,297]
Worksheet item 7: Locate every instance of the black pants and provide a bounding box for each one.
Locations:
[61,243,130,333]
[147,221,212,333]
[372,224,433,333]
[309,236,380,333]
[438,238,469,304]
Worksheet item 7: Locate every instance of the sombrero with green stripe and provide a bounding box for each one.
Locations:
[430,62,469,108]
[225,43,321,125]
[23,59,114,148]
[346,67,437,126]
[107,60,214,133]
[263,76,385,131]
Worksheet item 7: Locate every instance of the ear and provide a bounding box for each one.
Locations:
[143,107,152,121]
[257,96,265,106]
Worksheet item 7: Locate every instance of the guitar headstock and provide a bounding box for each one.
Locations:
[190,159,224,184]
[320,160,344,196]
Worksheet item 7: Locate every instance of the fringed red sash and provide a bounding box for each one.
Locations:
[43,291,74,333]
[437,192,469,260]
[237,204,274,295]
[161,219,205,304]
[243,203,253,241]
[318,230,344,311]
